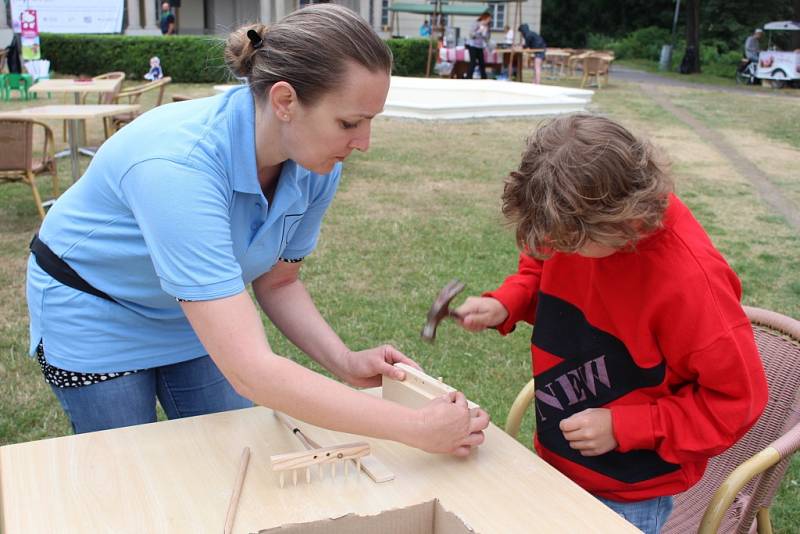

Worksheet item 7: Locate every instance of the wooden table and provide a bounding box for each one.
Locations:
[545,50,573,77]
[29,79,124,148]
[0,105,139,182]
[0,396,640,533]
[495,48,545,82]
[28,79,123,103]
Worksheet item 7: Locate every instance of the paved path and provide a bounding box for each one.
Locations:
[617,68,800,232]
[613,66,799,99]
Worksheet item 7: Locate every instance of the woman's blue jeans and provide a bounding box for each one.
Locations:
[49,355,253,434]
[596,495,674,534]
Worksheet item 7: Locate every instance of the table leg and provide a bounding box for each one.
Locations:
[67,119,80,182]
[73,93,87,146]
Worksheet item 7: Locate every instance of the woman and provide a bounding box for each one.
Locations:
[466,12,492,79]
[27,5,488,456]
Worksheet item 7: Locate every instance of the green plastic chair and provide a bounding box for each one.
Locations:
[3,74,31,100]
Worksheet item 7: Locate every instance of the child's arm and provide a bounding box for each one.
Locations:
[455,252,543,334]
[611,280,768,464]
[613,324,767,463]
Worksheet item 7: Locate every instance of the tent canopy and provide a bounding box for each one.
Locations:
[388,3,489,16]
[763,21,800,31]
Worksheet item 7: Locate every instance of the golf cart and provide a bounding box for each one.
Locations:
[756,20,800,88]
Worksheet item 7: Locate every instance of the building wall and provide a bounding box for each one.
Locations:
[127,0,542,43]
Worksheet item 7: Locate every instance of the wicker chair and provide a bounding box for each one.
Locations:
[65,72,126,141]
[580,54,612,88]
[0,118,59,219]
[104,76,172,134]
[505,306,800,534]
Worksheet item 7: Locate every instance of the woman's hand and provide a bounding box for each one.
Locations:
[454,296,508,331]
[409,392,490,456]
[336,344,421,388]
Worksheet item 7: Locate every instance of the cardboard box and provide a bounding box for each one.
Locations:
[258,499,474,534]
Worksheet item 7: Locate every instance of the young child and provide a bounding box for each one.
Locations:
[144,56,163,81]
[455,114,768,534]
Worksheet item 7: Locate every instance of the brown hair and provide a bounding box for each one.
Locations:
[224,4,392,105]
[502,114,673,258]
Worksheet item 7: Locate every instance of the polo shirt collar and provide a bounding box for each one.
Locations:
[226,86,305,210]
[227,86,263,195]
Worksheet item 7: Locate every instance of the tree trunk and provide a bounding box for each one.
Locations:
[793,0,800,51]
[685,0,701,73]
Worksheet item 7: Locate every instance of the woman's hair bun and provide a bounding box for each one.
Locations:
[224,23,268,79]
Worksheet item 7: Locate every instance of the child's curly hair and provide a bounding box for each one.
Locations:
[502,114,673,258]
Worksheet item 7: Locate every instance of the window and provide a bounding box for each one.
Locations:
[381,0,390,27]
[489,3,505,31]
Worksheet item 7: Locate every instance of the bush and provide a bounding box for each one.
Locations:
[601,26,672,60]
[40,33,431,82]
[40,34,229,82]
[386,38,430,77]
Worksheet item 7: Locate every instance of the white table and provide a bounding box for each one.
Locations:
[0,104,139,182]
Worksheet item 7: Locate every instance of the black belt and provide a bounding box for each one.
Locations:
[30,234,115,303]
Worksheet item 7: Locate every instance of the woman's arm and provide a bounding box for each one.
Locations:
[251,261,414,386]
[180,290,489,455]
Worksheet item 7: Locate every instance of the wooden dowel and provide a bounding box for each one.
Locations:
[223,447,251,534]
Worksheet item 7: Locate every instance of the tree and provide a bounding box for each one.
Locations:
[683,0,701,73]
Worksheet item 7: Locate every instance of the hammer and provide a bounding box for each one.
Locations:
[421,279,465,342]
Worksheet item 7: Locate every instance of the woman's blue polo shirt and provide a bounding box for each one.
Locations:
[27,86,341,373]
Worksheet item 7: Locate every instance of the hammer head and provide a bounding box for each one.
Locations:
[421,279,465,342]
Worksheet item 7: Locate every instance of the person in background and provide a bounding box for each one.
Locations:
[466,12,492,79]
[518,23,546,84]
[744,28,763,63]
[160,2,176,35]
[504,25,514,46]
[144,56,164,81]
[419,19,431,37]
[27,4,488,456]
[454,114,767,534]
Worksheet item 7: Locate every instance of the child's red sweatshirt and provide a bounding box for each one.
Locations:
[486,195,768,501]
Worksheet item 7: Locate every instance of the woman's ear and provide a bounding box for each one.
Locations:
[268,81,297,122]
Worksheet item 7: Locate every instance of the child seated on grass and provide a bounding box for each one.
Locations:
[455,114,768,534]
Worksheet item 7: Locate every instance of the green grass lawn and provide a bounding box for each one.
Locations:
[0,78,798,531]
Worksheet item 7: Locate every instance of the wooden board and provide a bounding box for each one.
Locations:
[0,391,641,533]
[383,363,479,410]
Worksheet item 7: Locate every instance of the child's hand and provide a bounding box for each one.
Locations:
[454,297,508,331]
[559,408,617,456]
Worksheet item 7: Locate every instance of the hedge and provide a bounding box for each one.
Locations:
[39,34,431,82]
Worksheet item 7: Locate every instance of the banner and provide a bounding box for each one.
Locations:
[20,9,41,60]
[10,0,125,34]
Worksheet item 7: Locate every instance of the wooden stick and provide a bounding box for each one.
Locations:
[223,447,250,534]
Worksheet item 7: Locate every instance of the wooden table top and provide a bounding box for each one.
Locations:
[29,79,122,94]
[0,392,640,533]
[0,104,139,120]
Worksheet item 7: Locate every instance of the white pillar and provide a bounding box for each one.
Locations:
[274,0,286,22]
[143,0,158,31]
[127,0,141,30]
[0,2,9,29]
[259,0,272,24]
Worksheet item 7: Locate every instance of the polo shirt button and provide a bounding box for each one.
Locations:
[255,202,262,209]
[251,222,259,231]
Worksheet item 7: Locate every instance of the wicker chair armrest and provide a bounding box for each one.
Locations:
[505,378,536,439]
[698,420,800,534]
[31,119,56,164]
